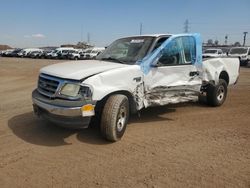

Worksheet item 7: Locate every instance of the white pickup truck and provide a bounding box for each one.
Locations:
[32,33,239,142]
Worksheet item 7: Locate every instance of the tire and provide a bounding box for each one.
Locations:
[100,95,129,142]
[207,79,227,107]
[240,61,248,66]
[198,93,207,105]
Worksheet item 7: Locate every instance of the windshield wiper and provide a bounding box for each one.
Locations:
[100,57,126,64]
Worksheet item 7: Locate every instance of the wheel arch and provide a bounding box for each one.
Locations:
[96,90,138,115]
[219,71,229,85]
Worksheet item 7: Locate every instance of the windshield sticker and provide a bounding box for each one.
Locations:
[130,39,144,43]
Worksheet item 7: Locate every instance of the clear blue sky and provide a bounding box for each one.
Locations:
[0,0,249,48]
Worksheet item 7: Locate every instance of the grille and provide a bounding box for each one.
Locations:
[38,74,60,97]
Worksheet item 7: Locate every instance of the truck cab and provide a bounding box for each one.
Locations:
[32,33,240,142]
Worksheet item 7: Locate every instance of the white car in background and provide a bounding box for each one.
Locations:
[202,48,224,58]
[83,47,105,59]
[1,49,15,56]
[50,47,74,59]
[68,49,84,60]
[228,47,250,66]
[17,48,43,57]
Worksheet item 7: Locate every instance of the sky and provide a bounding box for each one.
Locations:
[0,0,250,48]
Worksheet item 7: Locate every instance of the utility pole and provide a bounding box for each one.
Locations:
[139,23,142,35]
[243,32,248,46]
[81,25,83,43]
[87,32,90,44]
[184,19,189,33]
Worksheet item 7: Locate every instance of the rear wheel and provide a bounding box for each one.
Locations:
[207,79,227,106]
[100,95,129,142]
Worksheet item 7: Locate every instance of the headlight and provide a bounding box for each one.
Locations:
[60,83,80,97]
[59,83,92,100]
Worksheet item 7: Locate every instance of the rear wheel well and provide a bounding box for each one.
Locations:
[219,71,229,85]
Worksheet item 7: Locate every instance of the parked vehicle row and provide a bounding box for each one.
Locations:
[0,47,105,60]
[203,47,250,66]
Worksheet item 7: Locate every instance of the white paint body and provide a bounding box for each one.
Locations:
[41,57,239,110]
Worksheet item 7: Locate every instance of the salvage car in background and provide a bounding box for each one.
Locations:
[81,47,105,59]
[17,48,43,58]
[228,47,250,66]
[32,33,239,142]
[202,48,224,58]
[29,50,45,58]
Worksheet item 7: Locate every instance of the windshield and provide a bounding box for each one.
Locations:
[204,49,217,54]
[96,36,154,64]
[229,48,248,54]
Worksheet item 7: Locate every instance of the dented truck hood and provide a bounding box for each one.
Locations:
[40,60,128,80]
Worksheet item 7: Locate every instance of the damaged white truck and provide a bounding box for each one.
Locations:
[32,33,239,141]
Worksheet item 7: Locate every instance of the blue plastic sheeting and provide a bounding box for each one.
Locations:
[138,33,202,74]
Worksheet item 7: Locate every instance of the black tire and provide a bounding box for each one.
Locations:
[198,93,207,105]
[100,95,129,142]
[240,61,248,66]
[207,79,227,107]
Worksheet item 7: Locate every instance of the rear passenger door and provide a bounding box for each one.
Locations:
[143,36,202,106]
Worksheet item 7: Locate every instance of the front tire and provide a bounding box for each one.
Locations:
[101,95,129,142]
[207,79,227,106]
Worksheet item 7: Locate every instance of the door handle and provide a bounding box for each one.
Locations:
[189,71,199,77]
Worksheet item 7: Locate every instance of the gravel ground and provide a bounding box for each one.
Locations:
[0,57,249,188]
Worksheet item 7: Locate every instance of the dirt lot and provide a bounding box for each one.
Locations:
[0,57,249,188]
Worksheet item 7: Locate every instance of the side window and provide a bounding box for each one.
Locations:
[158,38,182,66]
[157,36,196,66]
[248,49,250,55]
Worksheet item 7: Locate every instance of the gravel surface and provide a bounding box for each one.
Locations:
[0,57,249,188]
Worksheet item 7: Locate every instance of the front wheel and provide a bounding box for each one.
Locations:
[101,95,129,142]
[207,79,227,106]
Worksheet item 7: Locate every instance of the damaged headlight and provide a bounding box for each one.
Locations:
[59,83,92,100]
[60,83,81,97]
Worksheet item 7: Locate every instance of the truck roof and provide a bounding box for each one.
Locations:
[120,34,172,39]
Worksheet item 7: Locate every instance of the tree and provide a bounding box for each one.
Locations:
[214,40,219,46]
[234,42,241,47]
[207,39,213,46]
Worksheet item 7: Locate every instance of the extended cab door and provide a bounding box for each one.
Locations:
[143,36,202,107]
